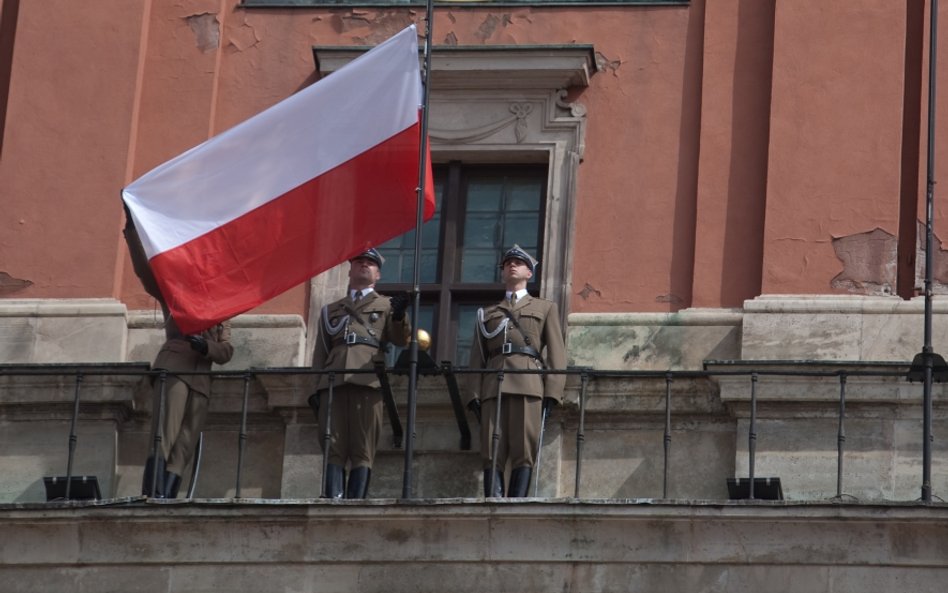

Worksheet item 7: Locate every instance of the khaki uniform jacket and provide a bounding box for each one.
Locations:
[466,295,567,405]
[153,314,234,397]
[310,291,411,393]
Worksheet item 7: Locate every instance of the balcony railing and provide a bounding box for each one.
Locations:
[0,361,936,502]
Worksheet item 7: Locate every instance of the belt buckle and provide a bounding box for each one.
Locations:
[502,342,513,355]
[346,332,358,345]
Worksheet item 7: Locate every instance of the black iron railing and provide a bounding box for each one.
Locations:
[0,362,927,502]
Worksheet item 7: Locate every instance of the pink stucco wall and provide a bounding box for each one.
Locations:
[2,0,945,317]
[762,1,908,295]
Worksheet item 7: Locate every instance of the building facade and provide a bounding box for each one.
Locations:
[2,0,948,562]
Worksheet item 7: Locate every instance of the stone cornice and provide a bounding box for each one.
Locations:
[312,44,597,90]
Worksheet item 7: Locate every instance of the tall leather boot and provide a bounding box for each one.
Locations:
[164,472,182,499]
[324,463,345,499]
[142,456,166,498]
[483,468,504,498]
[508,466,532,498]
[346,466,371,499]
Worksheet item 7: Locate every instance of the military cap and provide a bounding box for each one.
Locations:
[500,244,538,275]
[351,247,385,267]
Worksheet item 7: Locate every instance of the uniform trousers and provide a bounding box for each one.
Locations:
[158,375,209,476]
[317,384,383,468]
[480,393,542,470]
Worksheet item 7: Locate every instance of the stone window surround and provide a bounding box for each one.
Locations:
[305,44,595,360]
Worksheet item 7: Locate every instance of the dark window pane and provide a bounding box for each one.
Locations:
[455,305,481,365]
[507,180,543,211]
[391,250,438,284]
[466,182,503,212]
[462,213,500,248]
[502,213,540,248]
[461,249,500,283]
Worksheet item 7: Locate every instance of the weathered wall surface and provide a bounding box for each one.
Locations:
[7,2,943,319]
[1,502,946,593]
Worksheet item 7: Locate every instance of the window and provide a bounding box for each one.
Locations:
[378,163,547,364]
[305,43,591,365]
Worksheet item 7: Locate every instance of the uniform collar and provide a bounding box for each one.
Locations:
[350,288,375,301]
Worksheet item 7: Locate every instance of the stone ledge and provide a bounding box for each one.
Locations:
[0,298,127,317]
[0,500,946,593]
[567,309,743,371]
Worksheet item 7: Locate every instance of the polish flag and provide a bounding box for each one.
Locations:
[122,25,435,334]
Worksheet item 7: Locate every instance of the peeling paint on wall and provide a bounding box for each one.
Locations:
[656,294,684,306]
[329,11,417,43]
[830,223,948,296]
[577,283,602,300]
[185,13,220,53]
[475,14,512,42]
[596,52,622,76]
[0,272,32,295]
[229,19,261,52]
[830,227,896,295]
[914,220,948,293]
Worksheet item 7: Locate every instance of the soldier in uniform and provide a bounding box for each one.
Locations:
[124,207,235,499]
[143,311,234,498]
[307,248,410,499]
[465,245,567,497]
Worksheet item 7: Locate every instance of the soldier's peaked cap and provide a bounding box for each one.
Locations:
[500,244,538,274]
[351,247,385,267]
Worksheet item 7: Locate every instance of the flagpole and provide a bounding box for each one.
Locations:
[403,0,435,499]
[921,0,939,503]
[909,0,946,502]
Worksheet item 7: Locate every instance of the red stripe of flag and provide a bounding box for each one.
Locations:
[152,123,435,334]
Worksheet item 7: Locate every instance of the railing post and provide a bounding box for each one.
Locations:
[150,370,168,498]
[487,370,505,498]
[321,372,335,498]
[64,371,83,500]
[663,372,672,499]
[574,369,589,498]
[748,372,758,499]
[234,372,252,498]
[836,372,847,499]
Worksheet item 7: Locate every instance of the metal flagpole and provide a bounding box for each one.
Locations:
[403,0,435,499]
[909,0,945,503]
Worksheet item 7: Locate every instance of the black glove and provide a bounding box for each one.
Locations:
[467,399,482,424]
[187,335,209,356]
[307,393,321,421]
[542,397,558,416]
[389,292,410,321]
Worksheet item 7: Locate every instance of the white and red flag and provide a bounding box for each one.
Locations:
[122,25,434,334]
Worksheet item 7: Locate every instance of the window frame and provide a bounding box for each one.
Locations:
[378,162,549,363]
[305,43,591,364]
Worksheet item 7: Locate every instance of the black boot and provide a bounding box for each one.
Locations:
[324,463,345,499]
[508,466,532,497]
[346,466,371,499]
[164,472,182,499]
[483,468,504,498]
[142,456,166,498]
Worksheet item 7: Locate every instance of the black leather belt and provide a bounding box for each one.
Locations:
[345,333,380,348]
[489,343,541,360]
